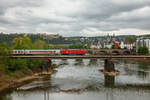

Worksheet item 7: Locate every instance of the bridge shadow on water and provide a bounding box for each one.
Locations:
[87,59,98,66]
[74,59,84,66]
[58,59,68,66]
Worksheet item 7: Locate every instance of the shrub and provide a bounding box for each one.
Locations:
[138,46,149,55]
[26,59,43,71]
[7,59,27,72]
[132,52,137,55]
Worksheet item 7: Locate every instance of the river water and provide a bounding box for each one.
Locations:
[1,59,150,100]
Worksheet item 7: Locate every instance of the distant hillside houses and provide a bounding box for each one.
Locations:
[90,34,135,49]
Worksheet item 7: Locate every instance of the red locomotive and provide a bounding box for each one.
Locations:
[60,49,85,55]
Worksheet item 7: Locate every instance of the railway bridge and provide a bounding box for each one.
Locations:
[11,55,150,73]
[11,55,150,59]
[87,49,131,55]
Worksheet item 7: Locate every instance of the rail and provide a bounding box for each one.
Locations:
[10,55,150,59]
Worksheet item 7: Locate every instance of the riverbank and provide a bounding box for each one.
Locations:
[122,58,150,63]
[0,70,55,92]
[0,57,56,92]
[111,57,150,63]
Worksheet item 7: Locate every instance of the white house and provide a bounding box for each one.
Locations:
[136,38,150,53]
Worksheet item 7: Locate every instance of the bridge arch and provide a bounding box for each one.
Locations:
[99,50,108,55]
[111,50,120,55]
[87,50,93,55]
[123,51,131,55]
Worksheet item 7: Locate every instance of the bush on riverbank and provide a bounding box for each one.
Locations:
[0,37,58,91]
[0,56,44,89]
[0,40,44,87]
[0,37,45,74]
[0,58,43,76]
[0,41,43,74]
[138,46,149,55]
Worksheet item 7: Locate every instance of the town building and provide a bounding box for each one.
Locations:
[120,41,134,50]
[136,37,150,53]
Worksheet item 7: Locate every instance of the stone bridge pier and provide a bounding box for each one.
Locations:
[48,59,53,71]
[100,58,120,76]
[104,75,115,87]
[43,57,119,75]
[43,59,53,72]
[104,58,115,72]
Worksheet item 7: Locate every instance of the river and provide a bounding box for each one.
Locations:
[1,59,150,100]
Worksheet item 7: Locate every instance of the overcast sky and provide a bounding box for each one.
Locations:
[0,0,150,36]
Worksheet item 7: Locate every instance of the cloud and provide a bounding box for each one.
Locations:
[0,0,150,36]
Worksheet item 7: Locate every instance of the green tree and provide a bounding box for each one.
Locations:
[7,59,27,71]
[0,42,12,66]
[48,44,55,49]
[104,47,109,49]
[48,44,68,49]
[12,36,33,49]
[68,44,89,49]
[138,46,149,55]
[127,37,135,44]
[33,39,48,49]
[0,42,12,56]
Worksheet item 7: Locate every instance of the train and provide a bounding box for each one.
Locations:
[12,49,86,55]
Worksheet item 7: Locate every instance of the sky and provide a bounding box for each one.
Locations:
[0,0,150,36]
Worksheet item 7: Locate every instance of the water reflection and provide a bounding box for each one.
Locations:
[58,59,68,66]
[15,76,53,100]
[138,62,150,70]
[1,59,150,100]
[104,75,115,88]
[0,91,12,100]
[74,59,84,66]
[123,61,150,80]
[106,89,114,100]
[44,90,50,100]
[137,71,149,80]
[137,62,150,80]
[16,76,52,92]
[88,59,98,66]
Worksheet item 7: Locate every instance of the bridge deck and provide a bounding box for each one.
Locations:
[11,55,150,59]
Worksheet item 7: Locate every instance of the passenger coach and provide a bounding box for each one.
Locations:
[12,49,86,55]
[13,49,61,55]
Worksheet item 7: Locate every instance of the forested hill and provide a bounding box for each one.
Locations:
[0,33,137,45]
[138,34,150,38]
[0,33,77,45]
[0,33,23,45]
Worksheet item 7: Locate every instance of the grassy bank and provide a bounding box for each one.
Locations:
[0,36,58,92]
[0,58,56,92]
